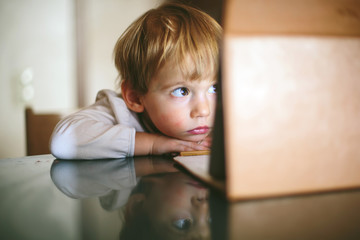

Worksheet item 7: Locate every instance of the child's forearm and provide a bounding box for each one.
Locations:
[134,132,156,156]
[134,132,210,156]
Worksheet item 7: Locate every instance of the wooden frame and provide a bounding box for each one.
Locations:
[25,108,62,156]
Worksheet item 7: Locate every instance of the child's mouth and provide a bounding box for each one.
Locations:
[187,126,210,135]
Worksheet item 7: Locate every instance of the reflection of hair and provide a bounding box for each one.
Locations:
[130,171,173,195]
[114,1,222,94]
[119,174,168,240]
[119,208,166,240]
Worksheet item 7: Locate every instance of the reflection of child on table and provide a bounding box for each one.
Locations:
[50,157,177,210]
[50,157,211,239]
[50,2,222,159]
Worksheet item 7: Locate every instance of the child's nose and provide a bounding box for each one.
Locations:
[190,97,210,118]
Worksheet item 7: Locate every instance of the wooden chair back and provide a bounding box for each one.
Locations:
[25,108,62,155]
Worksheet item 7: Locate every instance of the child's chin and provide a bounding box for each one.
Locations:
[177,135,206,142]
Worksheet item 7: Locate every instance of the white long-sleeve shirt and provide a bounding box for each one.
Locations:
[50,89,145,159]
[50,157,138,211]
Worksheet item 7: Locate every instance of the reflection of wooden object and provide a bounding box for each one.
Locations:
[219,0,360,200]
[25,108,62,155]
[174,155,225,190]
[226,190,360,239]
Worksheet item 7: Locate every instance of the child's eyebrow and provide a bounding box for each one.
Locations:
[159,81,189,90]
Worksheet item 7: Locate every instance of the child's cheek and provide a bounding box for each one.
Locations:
[174,120,184,128]
[160,114,172,122]
[161,113,184,128]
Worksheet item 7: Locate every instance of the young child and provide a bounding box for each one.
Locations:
[50,2,222,159]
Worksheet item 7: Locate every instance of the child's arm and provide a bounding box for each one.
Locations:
[50,90,141,159]
[50,111,136,159]
[134,132,211,156]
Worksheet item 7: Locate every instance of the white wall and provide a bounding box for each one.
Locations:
[77,0,164,106]
[0,0,77,158]
[0,0,164,158]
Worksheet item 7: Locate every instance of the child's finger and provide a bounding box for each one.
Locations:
[183,141,210,151]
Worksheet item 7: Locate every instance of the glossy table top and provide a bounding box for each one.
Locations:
[1,154,360,240]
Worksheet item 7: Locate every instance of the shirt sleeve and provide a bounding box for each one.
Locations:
[50,158,138,210]
[50,90,143,159]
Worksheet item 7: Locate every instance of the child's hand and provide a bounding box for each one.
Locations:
[134,132,211,156]
[151,134,211,155]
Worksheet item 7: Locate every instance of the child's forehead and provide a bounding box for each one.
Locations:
[156,55,217,81]
[151,63,216,88]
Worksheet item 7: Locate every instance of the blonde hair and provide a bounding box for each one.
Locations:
[114,2,222,94]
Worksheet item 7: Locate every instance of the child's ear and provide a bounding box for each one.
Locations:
[121,82,145,113]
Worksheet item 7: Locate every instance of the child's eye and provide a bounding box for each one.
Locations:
[172,218,193,231]
[208,84,217,94]
[171,87,190,97]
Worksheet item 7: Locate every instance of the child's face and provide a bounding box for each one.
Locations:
[140,60,217,142]
[143,172,211,239]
